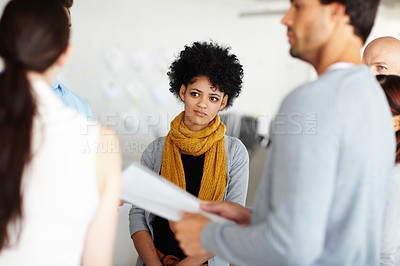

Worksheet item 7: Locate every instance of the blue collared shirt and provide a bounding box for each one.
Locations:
[52,79,93,120]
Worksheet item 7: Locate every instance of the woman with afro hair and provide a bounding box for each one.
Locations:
[129,41,249,266]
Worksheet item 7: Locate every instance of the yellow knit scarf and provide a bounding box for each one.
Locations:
[161,111,227,201]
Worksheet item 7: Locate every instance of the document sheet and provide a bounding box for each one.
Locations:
[121,163,228,223]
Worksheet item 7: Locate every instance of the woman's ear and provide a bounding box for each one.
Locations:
[179,85,186,101]
[55,43,73,67]
[219,94,228,110]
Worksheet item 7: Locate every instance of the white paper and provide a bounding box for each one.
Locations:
[121,163,228,223]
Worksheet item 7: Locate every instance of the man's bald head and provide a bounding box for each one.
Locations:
[362,36,400,76]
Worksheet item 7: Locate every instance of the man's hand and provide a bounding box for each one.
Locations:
[200,201,250,226]
[174,212,213,257]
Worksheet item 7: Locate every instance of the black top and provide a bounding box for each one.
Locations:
[153,153,206,261]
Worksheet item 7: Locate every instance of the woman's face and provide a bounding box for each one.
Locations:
[180,76,228,131]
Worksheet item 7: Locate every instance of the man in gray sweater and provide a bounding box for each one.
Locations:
[174,0,396,265]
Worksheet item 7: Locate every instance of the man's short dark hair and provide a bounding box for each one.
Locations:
[60,0,73,9]
[320,0,380,44]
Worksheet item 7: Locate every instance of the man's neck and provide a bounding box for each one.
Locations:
[311,25,363,75]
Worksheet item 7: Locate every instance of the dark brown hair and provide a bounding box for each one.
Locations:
[0,0,69,250]
[320,0,380,44]
[377,74,400,163]
[61,0,73,9]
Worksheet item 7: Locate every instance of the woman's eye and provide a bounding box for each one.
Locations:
[378,66,387,70]
[190,92,199,97]
[210,97,219,102]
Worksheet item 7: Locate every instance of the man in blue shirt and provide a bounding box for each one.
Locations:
[52,79,93,120]
[56,0,93,120]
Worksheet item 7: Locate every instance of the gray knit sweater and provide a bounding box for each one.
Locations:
[202,65,396,266]
[129,135,249,266]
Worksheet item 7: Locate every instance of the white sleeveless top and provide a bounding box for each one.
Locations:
[0,80,100,266]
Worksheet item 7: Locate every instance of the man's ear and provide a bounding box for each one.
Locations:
[330,2,347,23]
[219,94,228,110]
[179,84,186,101]
[55,43,73,67]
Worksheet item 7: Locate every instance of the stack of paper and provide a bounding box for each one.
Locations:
[121,163,227,223]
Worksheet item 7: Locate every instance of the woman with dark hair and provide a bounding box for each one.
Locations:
[129,41,249,266]
[377,74,400,266]
[0,0,121,265]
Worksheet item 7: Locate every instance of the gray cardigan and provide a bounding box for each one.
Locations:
[129,135,249,266]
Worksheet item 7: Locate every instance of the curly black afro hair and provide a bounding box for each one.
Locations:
[167,41,244,109]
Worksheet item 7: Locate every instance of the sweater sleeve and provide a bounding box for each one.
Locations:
[380,166,400,266]
[201,91,339,265]
[128,140,159,237]
[224,137,249,206]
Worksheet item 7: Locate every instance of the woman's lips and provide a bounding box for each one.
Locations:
[194,110,206,117]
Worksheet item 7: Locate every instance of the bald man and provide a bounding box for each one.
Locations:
[362,36,400,76]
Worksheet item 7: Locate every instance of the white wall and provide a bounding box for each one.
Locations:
[0,0,399,265]
[64,0,315,168]
[61,0,400,169]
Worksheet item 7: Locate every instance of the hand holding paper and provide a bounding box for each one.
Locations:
[173,212,212,258]
[200,201,251,226]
